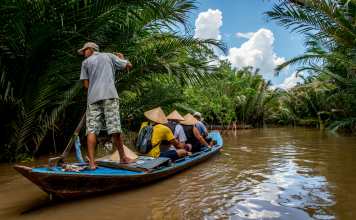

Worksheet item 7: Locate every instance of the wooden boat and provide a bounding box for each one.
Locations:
[13,132,223,199]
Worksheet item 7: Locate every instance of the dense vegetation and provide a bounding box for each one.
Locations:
[1,0,356,161]
[182,60,278,128]
[263,0,356,132]
[0,0,226,161]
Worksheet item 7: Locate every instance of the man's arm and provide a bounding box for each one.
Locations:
[177,126,186,147]
[200,123,208,137]
[169,138,184,150]
[80,63,89,88]
[193,127,211,149]
[114,53,132,69]
[84,79,89,89]
[169,138,193,156]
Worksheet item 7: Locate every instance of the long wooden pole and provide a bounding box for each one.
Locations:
[56,113,86,164]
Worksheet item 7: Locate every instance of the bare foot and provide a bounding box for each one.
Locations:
[120,158,137,164]
[90,162,99,170]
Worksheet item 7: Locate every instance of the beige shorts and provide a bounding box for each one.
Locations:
[86,99,122,135]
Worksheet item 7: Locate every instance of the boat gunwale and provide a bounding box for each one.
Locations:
[13,132,223,198]
[14,145,221,178]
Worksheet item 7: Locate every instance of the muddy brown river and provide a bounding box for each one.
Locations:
[1,126,356,219]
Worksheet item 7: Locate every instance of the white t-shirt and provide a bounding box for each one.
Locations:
[169,124,187,150]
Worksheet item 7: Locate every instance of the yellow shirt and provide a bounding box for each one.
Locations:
[136,121,175,157]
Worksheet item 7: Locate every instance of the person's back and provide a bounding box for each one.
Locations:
[136,108,193,160]
[180,113,212,152]
[137,121,175,157]
[195,121,207,137]
[193,112,212,146]
[181,124,200,152]
[171,124,186,150]
[81,52,126,106]
[78,42,134,169]
[160,121,177,151]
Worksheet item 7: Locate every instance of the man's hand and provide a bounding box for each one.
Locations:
[187,152,193,157]
[114,52,132,69]
[114,52,125,60]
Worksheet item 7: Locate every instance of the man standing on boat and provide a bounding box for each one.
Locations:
[78,42,136,169]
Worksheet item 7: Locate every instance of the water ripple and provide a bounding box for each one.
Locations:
[1,127,356,220]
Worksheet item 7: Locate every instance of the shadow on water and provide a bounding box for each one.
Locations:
[1,126,356,219]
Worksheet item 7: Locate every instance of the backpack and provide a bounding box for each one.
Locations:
[135,122,159,154]
[161,121,178,145]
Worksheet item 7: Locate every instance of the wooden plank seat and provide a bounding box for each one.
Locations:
[96,156,171,173]
[136,157,171,169]
[96,161,153,173]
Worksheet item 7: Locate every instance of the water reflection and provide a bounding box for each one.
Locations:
[148,127,355,219]
[0,126,356,219]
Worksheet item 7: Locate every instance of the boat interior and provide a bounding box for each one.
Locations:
[31,132,222,175]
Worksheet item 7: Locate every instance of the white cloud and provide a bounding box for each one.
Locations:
[194,9,222,40]
[225,33,231,38]
[220,29,289,76]
[271,71,303,90]
[236,32,254,39]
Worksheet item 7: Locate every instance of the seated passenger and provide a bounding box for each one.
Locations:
[193,112,213,147]
[136,107,193,160]
[160,110,190,152]
[181,113,212,152]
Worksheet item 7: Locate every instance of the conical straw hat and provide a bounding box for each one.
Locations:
[144,107,168,124]
[180,113,198,125]
[166,110,185,121]
[109,145,138,161]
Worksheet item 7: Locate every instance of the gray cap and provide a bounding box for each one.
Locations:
[77,42,99,55]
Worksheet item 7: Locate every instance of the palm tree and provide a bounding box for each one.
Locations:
[0,0,227,161]
[183,62,279,129]
[264,0,356,131]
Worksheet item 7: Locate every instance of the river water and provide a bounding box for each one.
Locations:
[1,126,356,219]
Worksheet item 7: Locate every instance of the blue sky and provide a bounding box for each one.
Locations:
[187,0,306,89]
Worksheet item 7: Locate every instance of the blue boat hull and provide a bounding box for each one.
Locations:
[13,132,223,199]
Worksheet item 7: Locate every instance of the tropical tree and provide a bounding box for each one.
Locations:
[183,60,279,129]
[0,0,226,161]
[264,0,356,132]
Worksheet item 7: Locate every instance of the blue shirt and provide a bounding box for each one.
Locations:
[195,121,207,136]
[80,52,127,106]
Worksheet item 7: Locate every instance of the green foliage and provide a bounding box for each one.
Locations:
[0,0,226,161]
[183,60,278,127]
[16,154,35,162]
[264,0,356,132]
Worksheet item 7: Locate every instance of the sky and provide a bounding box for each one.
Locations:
[185,0,306,89]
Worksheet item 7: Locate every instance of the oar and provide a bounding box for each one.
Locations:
[48,113,86,168]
